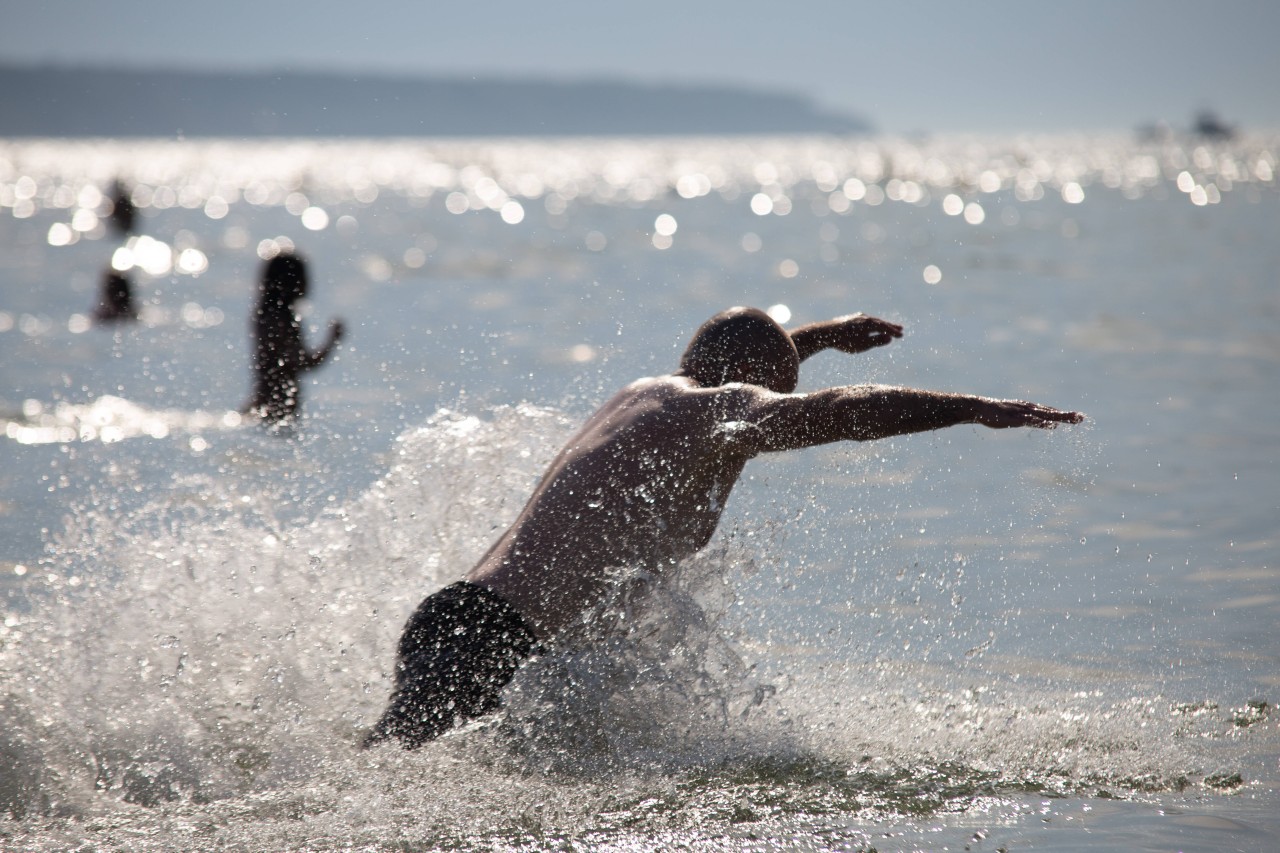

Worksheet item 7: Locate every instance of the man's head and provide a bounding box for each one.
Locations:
[261,252,309,306]
[678,307,800,393]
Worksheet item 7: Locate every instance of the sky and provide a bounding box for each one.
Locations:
[2,0,1278,134]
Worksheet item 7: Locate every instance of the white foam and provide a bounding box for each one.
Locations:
[1,406,1272,846]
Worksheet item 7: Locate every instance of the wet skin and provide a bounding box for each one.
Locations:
[467,309,1083,637]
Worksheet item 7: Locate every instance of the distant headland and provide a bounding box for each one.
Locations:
[0,64,872,138]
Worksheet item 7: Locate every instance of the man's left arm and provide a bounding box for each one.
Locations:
[788,314,903,362]
[733,383,1083,454]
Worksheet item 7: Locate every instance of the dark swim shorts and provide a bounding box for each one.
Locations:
[363,581,539,749]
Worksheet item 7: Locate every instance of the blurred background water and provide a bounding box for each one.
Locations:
[1,132,1277,851]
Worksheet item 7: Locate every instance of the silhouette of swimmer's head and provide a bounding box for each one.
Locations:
[679,306,799,393]
[261,252,309,307]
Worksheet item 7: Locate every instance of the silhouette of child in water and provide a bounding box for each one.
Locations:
[242,252,344,426]
[95,181,140,325]
[93,269,139,323]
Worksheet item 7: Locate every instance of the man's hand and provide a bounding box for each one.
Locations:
[825,313,904,354]
[789,313,904,361]
[974,398,1085,429]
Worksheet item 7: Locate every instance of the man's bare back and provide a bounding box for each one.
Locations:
[466,374,761,634]
[365,307,1083,748]
[468,308,1081,636]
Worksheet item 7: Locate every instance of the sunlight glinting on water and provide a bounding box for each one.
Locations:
[5,395,242,445]
[1,130,1278,850]
[4,135,1275,249]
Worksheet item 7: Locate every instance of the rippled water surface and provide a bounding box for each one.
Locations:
[1,132,1277,851]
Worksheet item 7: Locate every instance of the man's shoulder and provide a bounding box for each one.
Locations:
[614,374,696,400]
[622,377,785,424]
[589,375,789,455]
[628,373,772,393]
[629,373,688,388]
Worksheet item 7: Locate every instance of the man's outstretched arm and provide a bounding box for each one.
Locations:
[742,384,1084,453]
[788,314,903,362]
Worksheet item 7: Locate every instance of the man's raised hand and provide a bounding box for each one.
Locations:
[827,313,904,354]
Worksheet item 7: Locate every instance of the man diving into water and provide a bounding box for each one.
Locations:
[364,307,1084,748]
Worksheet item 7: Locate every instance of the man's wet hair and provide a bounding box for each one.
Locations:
[678,306,799,393]
[261,253,309,307]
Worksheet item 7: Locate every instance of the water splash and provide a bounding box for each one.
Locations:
[0,404,1271,849]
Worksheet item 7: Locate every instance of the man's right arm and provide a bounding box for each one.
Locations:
[788,314,903,361]
[739,384,1083,453]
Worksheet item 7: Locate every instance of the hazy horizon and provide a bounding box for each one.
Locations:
[3,0,1278,135]
[0,65,869,138]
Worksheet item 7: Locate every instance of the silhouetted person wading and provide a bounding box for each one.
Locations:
[243,252,344,426]
[92,269,138,324]
[95,180,139,325]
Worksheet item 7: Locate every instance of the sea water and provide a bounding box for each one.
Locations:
[0,133,1277,851]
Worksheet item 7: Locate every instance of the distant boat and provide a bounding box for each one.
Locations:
[1193,109,1236,140]
[1136,111,1238,143]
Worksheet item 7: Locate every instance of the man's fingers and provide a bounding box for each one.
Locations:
[871,321,904,339]
[1031,403,1084,423]
[987,401,1085,429]
[828,315,904,353]
[865,319,904,343]
[1022,404,1085,428]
